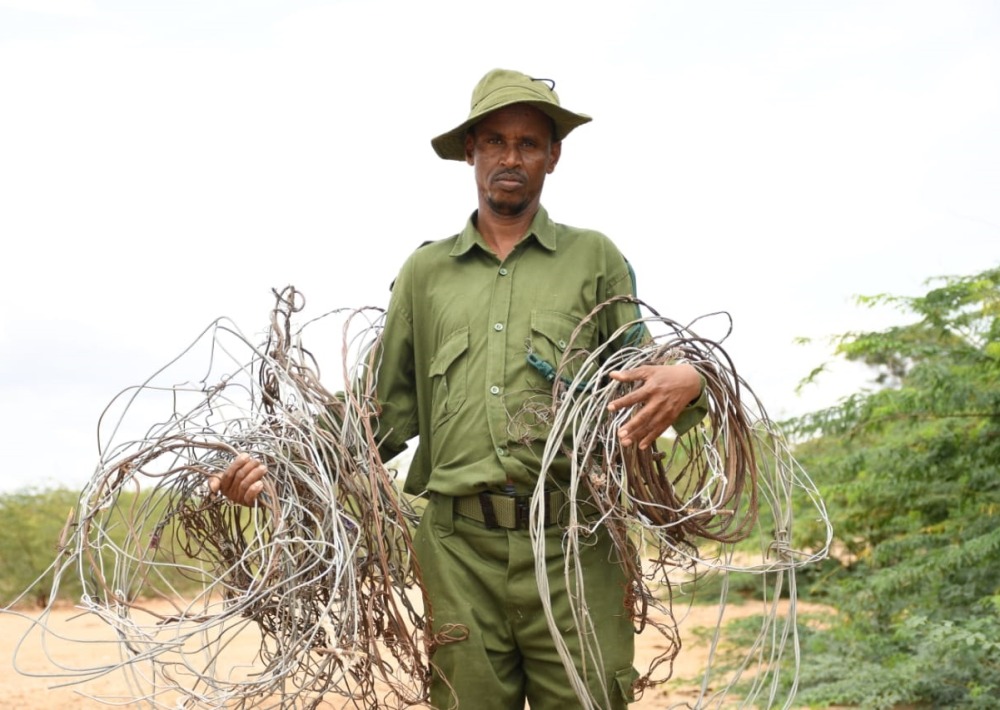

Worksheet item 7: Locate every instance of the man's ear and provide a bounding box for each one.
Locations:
[464,132,475,165]
[547,140,562,174]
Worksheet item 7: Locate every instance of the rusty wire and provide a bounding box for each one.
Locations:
[5,289,831,710]
[6,287,432,709]
[529,297,832,710]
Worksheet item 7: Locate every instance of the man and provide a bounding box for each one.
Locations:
[215,69,705,709]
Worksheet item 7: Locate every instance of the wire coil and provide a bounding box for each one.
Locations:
[4,288,831,709]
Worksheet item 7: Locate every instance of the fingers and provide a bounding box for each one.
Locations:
[617,405,666,449]
[211,453,268,506]
[608,364,701,449]
[607,368,649,413]
[238,467,267,505]
[608,367,646,384]
[609,373,659,448]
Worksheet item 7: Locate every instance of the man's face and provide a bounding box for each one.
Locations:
[465,104,561,218]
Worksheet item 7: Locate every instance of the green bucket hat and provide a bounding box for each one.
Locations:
[431,68,592,161]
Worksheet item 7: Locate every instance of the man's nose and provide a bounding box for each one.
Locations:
[499,142,522,166]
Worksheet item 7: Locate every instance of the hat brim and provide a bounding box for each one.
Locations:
[431,101,592,161]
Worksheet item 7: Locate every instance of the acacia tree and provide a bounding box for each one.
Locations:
[784,266,1000,709]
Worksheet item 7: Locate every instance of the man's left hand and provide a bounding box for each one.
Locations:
[608,363,702,449]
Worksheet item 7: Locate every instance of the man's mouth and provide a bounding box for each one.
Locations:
[492,171,526,188]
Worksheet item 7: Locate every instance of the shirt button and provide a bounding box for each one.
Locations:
[557,339,567,350]
[490,385,500,395]
[496,447,507,457]
[494,322,504,331]
[499,267,508,276]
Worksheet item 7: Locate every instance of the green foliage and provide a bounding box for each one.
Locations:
[780,265,1000,708]
[786,604,1000,710]
[0,487,81,606]
[1,486,215,608]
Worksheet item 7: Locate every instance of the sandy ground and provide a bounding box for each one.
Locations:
[0,597,817,709]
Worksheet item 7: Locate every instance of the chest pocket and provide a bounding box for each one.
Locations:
[528,310,599,389]
[428,326,469,430]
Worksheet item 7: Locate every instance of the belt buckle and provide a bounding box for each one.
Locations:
[478,491,499,529]
[514,495,531,529]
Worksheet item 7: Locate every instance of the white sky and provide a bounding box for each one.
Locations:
[1,0,998,493]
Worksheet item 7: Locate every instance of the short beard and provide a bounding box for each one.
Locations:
[486,193,530,217]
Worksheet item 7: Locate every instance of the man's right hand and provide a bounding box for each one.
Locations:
[209,452,267,506]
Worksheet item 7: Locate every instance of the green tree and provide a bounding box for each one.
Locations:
[785,266,1000,708]
[0,487,82,606]
[0,486,214,608]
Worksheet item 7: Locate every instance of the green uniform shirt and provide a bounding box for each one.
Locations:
[376,205,702,496]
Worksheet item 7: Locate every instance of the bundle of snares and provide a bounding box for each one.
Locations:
[529,296,831,709]
[4,288,831,710]
[6,288,433,709]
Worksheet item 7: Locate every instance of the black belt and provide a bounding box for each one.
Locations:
[453,490,566,529]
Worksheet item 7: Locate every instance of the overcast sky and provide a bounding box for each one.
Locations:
[2,0,998,493]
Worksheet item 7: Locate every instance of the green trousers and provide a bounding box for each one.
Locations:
[414,494,638,710]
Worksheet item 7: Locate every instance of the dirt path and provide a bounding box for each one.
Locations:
[1,598,818,708]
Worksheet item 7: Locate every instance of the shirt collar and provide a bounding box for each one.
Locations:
[450,205,558,257]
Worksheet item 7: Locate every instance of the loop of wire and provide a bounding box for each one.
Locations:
[5,287,432,709]
[529,297,832,709]
[4,289,832,710]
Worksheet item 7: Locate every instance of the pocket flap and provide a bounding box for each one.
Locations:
[429,327,469,376]
[530,310,595,352]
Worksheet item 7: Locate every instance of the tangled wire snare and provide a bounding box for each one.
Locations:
[528,297,831,709]
[619,344,759,546]
[548,298,761,556]
[27,287,431,709]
